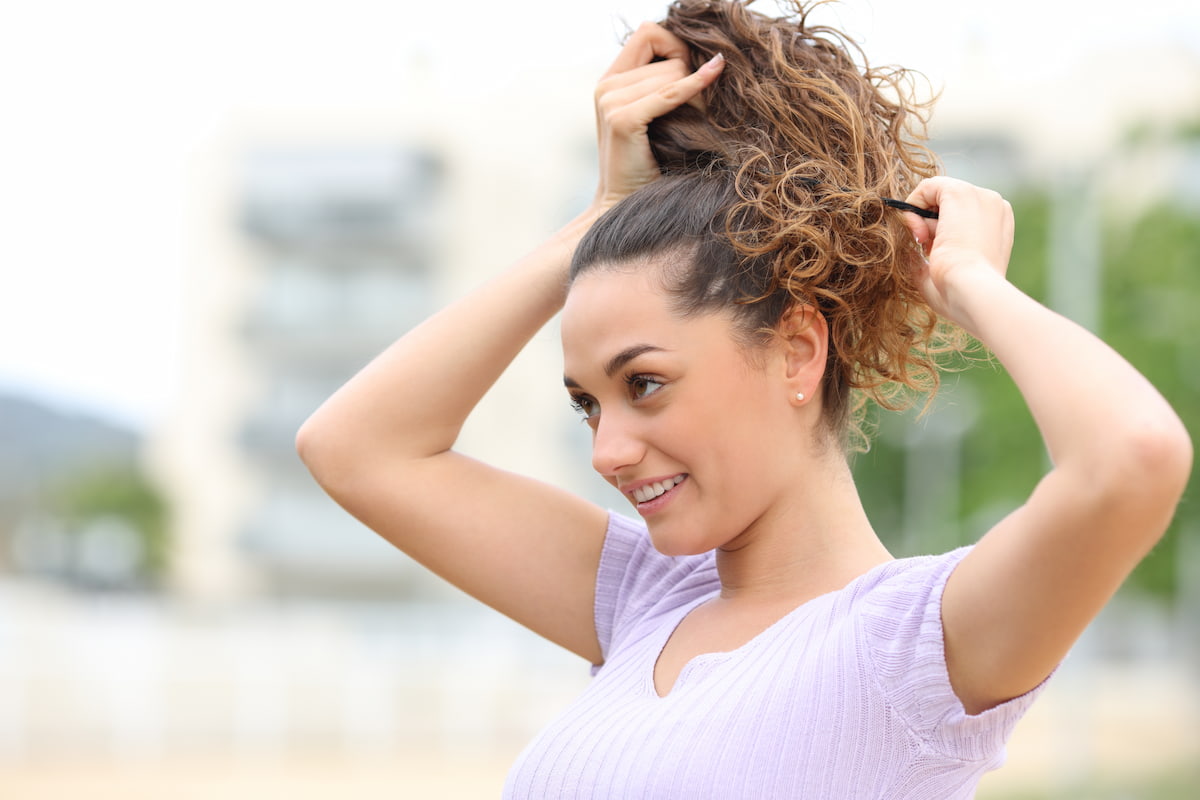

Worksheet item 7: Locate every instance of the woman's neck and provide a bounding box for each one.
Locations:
[713,450,892,607]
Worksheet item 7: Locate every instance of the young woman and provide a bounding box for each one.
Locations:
[297,2,1191,796]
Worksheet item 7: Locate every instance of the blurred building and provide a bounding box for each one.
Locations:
[233,146,443,594]
[149,65,604,602]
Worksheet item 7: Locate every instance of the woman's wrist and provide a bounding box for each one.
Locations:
[538,204,608,274]
[937,265,1025,344]
[561,204,605,243]
[505,204,607,312]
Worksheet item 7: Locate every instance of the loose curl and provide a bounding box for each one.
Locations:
[572,0,960,451]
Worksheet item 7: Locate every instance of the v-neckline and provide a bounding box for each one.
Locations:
[647,558,896,699]
[648,591,819,699]
[648,593,718,699]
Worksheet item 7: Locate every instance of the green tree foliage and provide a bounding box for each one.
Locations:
[953,189,1053,540]
[1100,198,1200,597]
[50,465,170,583]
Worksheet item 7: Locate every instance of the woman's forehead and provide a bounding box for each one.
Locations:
[561,268,744,375]
[562,269,674,345]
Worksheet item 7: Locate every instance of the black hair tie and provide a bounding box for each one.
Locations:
[790,175,939,220]
[882,198,938,219]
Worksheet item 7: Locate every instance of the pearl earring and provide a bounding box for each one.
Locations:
[795,392,805,402]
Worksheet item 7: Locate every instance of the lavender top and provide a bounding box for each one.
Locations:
[503,513,1049,799]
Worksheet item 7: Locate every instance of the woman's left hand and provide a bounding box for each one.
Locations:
[899,177,1015,333]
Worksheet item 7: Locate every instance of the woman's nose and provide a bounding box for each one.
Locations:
[590,412,644,478]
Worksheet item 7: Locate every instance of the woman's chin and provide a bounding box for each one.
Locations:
[647,524,716,558]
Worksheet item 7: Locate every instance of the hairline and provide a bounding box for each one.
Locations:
[570,244,777,353]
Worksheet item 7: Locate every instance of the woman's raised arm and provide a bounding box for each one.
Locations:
[902,177,1193,714]
[295,24,724,662]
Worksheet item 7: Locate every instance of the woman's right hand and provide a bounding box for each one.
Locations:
[590,22,725,212]
[899,177,1015,338]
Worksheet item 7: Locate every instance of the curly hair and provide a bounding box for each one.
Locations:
[571,0,959,451]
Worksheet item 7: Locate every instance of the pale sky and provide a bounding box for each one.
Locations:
[1,0,1196,430]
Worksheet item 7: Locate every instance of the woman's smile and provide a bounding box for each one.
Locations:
[627,473,688,507]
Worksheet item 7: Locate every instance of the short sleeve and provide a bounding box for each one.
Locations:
[861,547,1054,762]
[591,512,713,675]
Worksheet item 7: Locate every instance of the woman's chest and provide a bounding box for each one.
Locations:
[504,611,902,799]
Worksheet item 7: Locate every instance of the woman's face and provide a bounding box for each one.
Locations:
[561,263,806,556]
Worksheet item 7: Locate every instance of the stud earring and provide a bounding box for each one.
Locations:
[795,392,805,402]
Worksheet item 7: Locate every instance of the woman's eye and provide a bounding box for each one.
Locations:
[569,395,598,420]
[627,375,664,400]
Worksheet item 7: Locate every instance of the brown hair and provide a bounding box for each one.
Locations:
[571,0,956,451]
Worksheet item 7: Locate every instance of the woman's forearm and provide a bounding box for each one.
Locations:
[947,266,1191,503]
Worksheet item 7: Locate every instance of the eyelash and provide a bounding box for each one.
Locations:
[568,373,665,421]
[568,396,596,420]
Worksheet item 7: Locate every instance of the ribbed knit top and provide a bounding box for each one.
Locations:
[503,512,1048,799]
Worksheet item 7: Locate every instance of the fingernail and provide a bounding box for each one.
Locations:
[701,52,725,73]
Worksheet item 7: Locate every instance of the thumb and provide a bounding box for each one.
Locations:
[900,212,936,257]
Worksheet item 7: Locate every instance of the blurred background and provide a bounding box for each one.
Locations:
[1,0,1197,797]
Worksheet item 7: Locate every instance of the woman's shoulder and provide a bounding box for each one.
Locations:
[594,512,717,662]
[844,543,1050,761]
[843,545,974,650]
[855,545,973,598]
[599,512,717,610]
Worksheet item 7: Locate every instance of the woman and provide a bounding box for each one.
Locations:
[297,1,1191,796]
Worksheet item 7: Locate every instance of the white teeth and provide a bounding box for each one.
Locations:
[632,475,685,504]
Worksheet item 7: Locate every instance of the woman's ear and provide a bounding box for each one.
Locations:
[777,304,828,404]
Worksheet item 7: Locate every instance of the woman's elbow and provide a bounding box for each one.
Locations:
[295,410,349,489]
[295,416,319,468]
[1133,412,1191,488]
[1111,412,1193,530]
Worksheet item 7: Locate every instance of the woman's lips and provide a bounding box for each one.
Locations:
[631,474,687,512]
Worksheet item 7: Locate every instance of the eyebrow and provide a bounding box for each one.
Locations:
[563,344,668,389]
